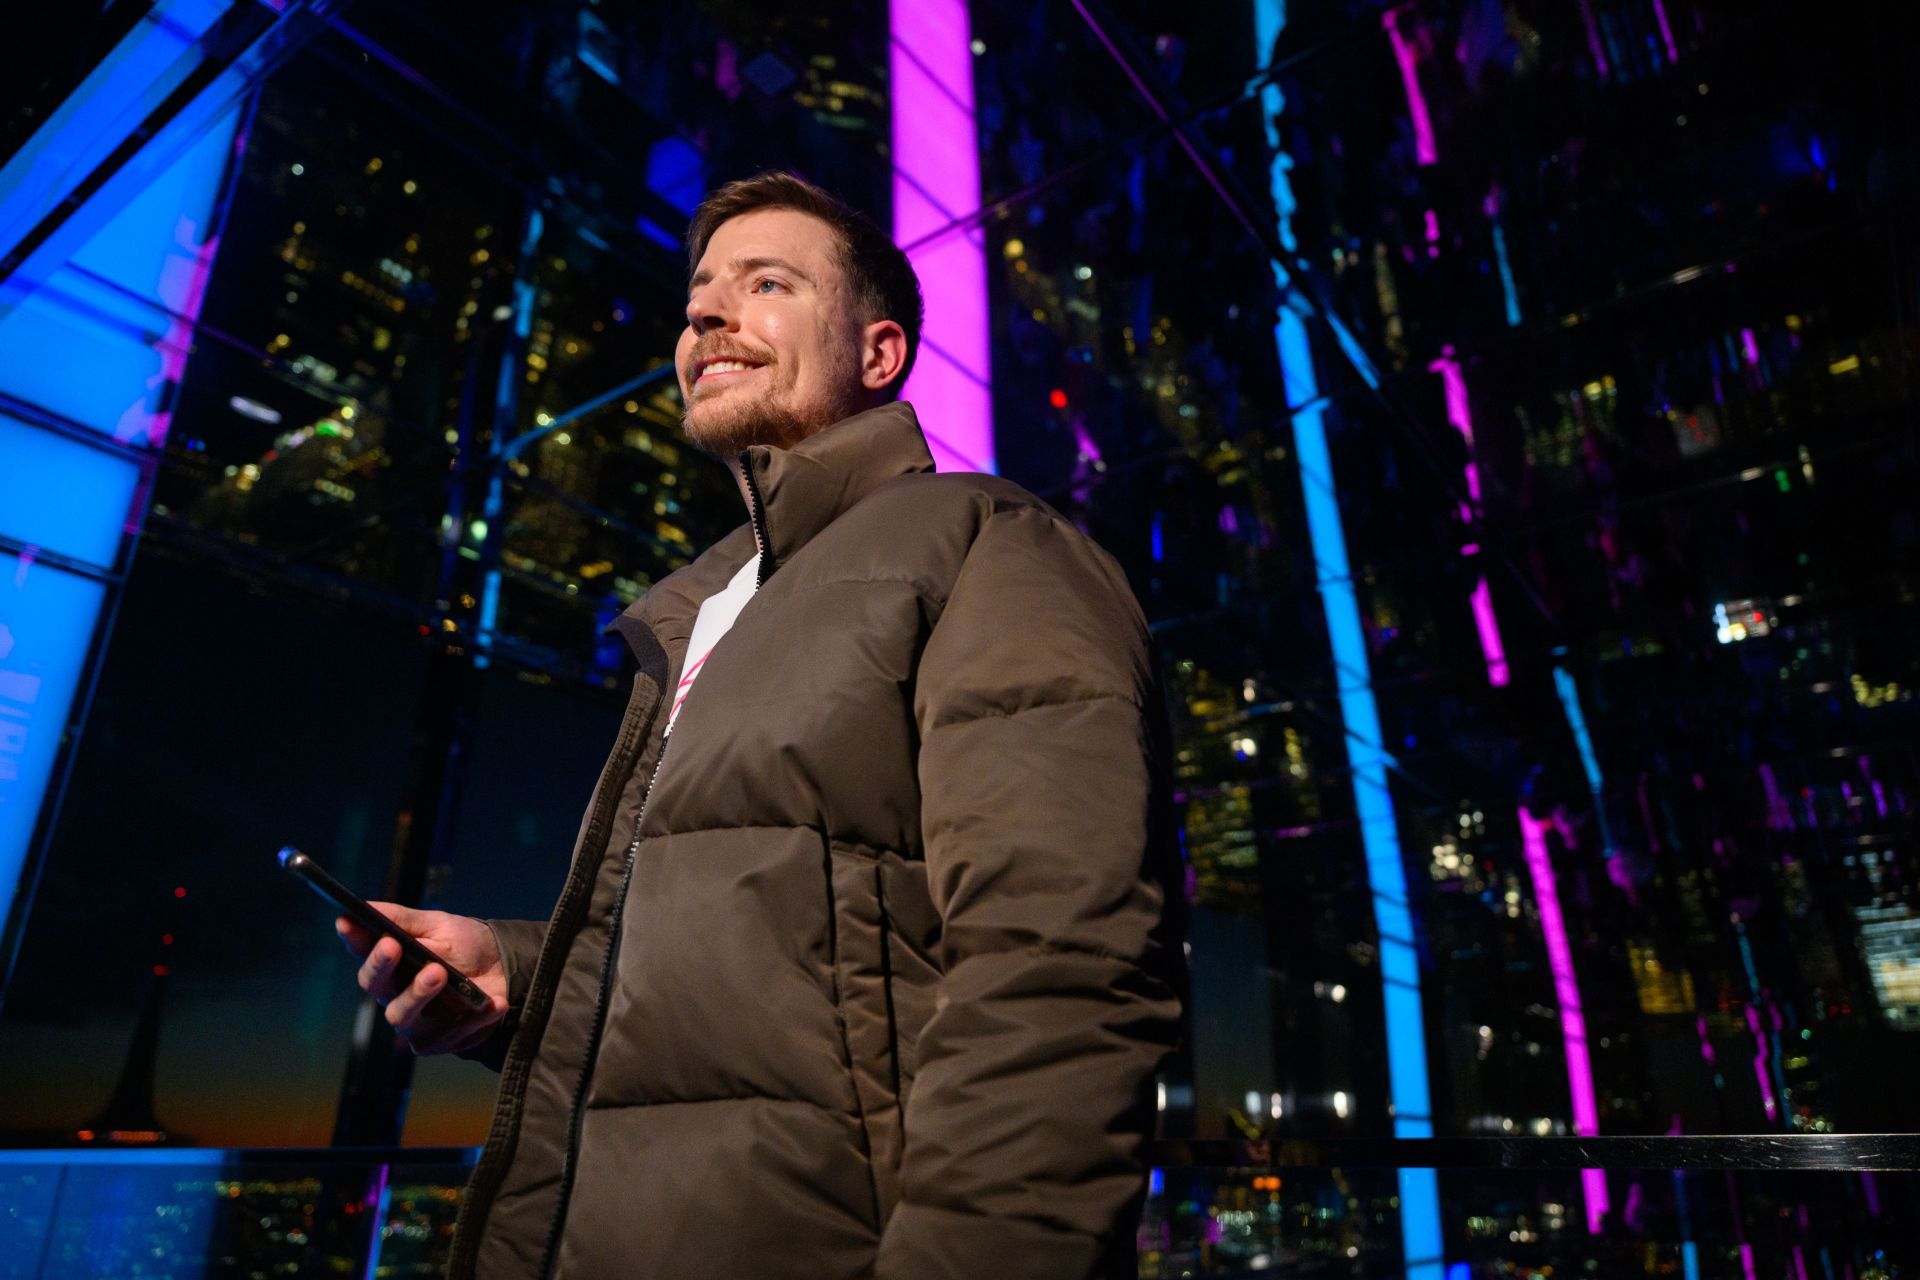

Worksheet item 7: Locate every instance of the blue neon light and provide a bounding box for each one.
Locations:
[645,137,707,217]
[0,106,239,442]
[0,0,229,266]
[1491,223,1521,327]
[1551,667,1602,794]
[1551,665,1619,859]
[1256,2,1444,1274]
[0,9,243,945]
[1673,1164,1701,1280]
[0,555,109,931]
[0,1147,234,1167]
[0,417,141,570]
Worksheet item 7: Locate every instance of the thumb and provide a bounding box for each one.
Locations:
[366,900,430,933]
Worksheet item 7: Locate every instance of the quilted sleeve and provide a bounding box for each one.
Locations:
[875,504,1182,1280]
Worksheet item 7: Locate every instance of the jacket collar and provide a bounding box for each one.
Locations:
[740,400,935,577]
[609,401,935,660]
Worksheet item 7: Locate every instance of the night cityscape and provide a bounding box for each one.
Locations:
[1,0,1917,1276]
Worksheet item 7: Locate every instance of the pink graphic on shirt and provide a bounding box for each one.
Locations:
[669,650,715,726]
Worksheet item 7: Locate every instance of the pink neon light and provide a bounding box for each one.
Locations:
[1432,348,1510,686]
[1519,807,1608,1233]
[1382,9,1438,166]
[1744,1005,1778,1122]
[1740,1244,1758,1280]
[890,0,994,474]
[1577,0,1611,80]
[1472,578,1510,686]
[1423,207,1440,258]
[138,216,221,448]
[1740,327,1760,367]
[1759,763,1793,831]
[1650,0,1680,62]
[1437,362,1481,519]
[1429,348,1478,476]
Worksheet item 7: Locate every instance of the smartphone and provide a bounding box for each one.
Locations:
[279,847,491,1012]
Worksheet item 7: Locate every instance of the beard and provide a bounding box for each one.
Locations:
[680,379,825,459]
[679,343,866,460]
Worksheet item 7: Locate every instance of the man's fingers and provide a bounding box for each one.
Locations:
[336,917,374,959]
[384,964,448,1035]
[356,936,409,999]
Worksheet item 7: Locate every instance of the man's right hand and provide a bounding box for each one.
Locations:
[336,903,509,1055]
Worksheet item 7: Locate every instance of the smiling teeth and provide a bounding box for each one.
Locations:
[704,360,754,375]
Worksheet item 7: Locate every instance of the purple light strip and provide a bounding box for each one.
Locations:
[1744,1005,1780,1122]
[1519,806,1608,1233]
[1382,8,1438,166]
[1430,349,1482,503]
[1651,0,1680,62]
[889,0,993,474]
[1760,763,1794,830]
[145,217,221,447]
[1431,349,1509,685]
[1578,0,1612,80]
[1471,578,1511,687]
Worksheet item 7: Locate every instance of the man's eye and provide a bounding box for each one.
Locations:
[753,278,782,294]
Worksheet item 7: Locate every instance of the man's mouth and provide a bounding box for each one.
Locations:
[692,356,766,385]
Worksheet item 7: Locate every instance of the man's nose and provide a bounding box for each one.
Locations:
[686,293,733,333]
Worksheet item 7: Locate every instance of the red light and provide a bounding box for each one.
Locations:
[76,1129,95,1142]
[152,965,170,977]
[1048,388,1068,409]
[161,933,174,946]
[173,886,186,899]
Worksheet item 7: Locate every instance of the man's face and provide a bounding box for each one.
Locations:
[676,208,868,458]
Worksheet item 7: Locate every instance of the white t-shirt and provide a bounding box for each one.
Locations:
[664,555,759,734]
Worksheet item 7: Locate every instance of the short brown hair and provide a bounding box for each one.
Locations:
[686,171,925,396]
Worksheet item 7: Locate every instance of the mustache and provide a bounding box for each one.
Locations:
[684,340,774,377]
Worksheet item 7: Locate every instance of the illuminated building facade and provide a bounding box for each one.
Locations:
[970,0,1919,1274]
[2,0,1918,1276]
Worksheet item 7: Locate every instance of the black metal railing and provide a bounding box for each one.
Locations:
[3,1136,1914,1277]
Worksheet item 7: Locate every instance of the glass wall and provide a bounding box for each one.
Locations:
[966,0,1919,1269]
[2,0,1916,1274]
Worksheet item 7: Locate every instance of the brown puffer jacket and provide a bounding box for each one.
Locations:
[448,403,1183,1280]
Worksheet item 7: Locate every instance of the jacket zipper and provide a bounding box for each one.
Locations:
[537,476,770,1277]
[536,731,674,1280]
[740,452,774,587]
[448,671,655,1280]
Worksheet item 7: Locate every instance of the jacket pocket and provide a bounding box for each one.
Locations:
[829,839,904,1228]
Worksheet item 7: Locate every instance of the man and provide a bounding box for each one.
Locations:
[338,171,1182,1279]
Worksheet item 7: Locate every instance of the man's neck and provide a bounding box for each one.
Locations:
[718,399,880,547]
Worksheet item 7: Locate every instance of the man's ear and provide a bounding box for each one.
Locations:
[860,319,909,393]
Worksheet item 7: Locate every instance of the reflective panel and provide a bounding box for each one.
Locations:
[0,417,140,572]
[0,555,107,934]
